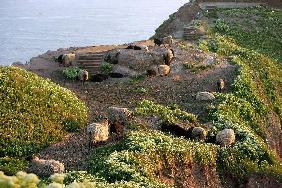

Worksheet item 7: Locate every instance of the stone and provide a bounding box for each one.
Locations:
[196,92,215,101]
[216,128,236,146]
[191,127,207,141]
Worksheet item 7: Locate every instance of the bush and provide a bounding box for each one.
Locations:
[62,67,81,79]
[62,119,81,132]
[0,157,28,176]
[135,99,197,123]
[0,67,88,158]
[100,63,113,75]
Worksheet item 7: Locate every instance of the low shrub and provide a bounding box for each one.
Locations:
[100,63,113,75]
[62,67,81,79]
[0,67,88,159]
[135,99,197,124]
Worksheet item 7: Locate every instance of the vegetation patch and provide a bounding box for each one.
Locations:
[62,67,81,80]
[200,6,282,183]
[0,67,88,169]
[135,99,197,124]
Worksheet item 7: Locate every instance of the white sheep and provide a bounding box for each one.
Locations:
[62,53,76,66]
[87,118,109,148]
[163,48,175,66]
[162,35,173,46]
[108,106,133,125]
[28,156,64,177]
[216,128,236,146]
[217,78,225,92]
[191,127,207,141]
[158,65,170,76]
[78,69,89,84]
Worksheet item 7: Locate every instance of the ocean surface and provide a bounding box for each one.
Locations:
[0,0,188,65]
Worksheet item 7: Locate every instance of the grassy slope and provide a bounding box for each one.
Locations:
[0,67,88,175]
[200,5,282,183]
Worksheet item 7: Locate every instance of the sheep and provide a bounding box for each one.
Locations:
[108,106,133,125]
[110,121,124,135]
[104,50,120,64]
[154,35,173,47]
[62,53,76,66]
[191,127,207,141]
[27,156,64,177]
[216,128,236,147]
[163,48,175,66]
[78,70,89,85]
[87,118,109,148]
[158,65,170,76]
[56,54,64,63]
[125,44,149,52]
[162,35,173,46]
[153,38,162,46]
[217,78,225,92]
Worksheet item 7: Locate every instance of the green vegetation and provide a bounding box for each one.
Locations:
[183,63,214,73]
[199,6,282,182]
[87,130,217,187]
[136,99,197,124]
[62,67,81,79]
[0,67,88,173]
[100,63,113,75]
[0,157,28,176]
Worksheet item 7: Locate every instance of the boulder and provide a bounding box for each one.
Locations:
[216,128,236,146]
[108,107,133,124]
[191,127,207,141]
[196,92,215,101]
[28,157,64,177]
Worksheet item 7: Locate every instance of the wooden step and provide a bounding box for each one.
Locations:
[77,59,102,63]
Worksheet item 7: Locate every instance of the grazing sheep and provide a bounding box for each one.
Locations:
[216,128,236,146]
[217,78,225,92]
[163,48,175,66]
[104,50,120,64]
[191,127,207,141]
[108,107,133,125]
[162,35,173,46]
[154,35,173,47]
[62,53,76,66]
[28,156,64,177]
[126,44,149,52]
[87,118,109,148]
[57,54,64,63]
[78,70,89,85]
[110,121,124,135]
[158,65,170,76]
[153,38,163,46]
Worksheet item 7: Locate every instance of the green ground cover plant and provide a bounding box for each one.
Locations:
[0,67,88,173]
[200,5,282,183]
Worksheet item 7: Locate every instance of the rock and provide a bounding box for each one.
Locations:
[108,106,133,124]
[196,92,215,101]
[87,118,109,145]
[191,127,207,141]
[28,157,64,177]
[158,65,170,76]
[216,128,235,146]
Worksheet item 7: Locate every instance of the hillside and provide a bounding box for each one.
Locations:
[0,1,282,188]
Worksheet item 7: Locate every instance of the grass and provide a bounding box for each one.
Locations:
[0,67,88,173]
[199,5,282,183]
